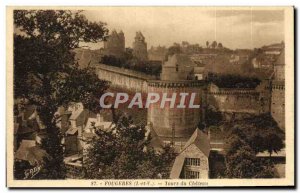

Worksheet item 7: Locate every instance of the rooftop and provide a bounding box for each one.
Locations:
[180,128,210,157]
[274,49,285,66]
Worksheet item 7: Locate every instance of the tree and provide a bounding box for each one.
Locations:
[217,42,223,49]
[232,114,285,155]
[84,115,176,179]
[166,44,181,58]
[207,73,261,89]
[206,41,209,48]
[264,132,284,156]
[225,144,258,178]
[223,113,284,178]
[224,133,247,157]
[224,134,277,178]
[13,10,109,179]
[211,41,217,49]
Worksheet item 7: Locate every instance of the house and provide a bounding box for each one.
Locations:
[170,129,210,179]
[55,102,92,156]
[15,139,50,166]
[81,114,114,153]
[193,66,206,80]
[84,113,114,133]
[15,139,51,179]
[14,104,45,150]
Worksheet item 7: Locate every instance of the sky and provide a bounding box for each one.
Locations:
[82,7,285,50]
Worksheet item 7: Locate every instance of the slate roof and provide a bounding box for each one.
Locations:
[66,127,79,135]
[169,155,185,179]
[82,132,97,139]
[84,118,114,132]
[170,129,211,179]
[15,105,44,135]
[15,140,50,166]
[69,108,84,120]
[23,105,36,119]
[15,140,36,163]
[180,128,210,157]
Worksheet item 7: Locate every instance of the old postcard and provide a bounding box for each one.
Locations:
[6,6,294,187]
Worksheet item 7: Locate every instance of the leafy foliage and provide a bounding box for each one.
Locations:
[229,114,285,155]
[13,10,109,179]
[207,72,261,88]
[84,115,176,179]
[100,53,162,77]
[224,135,278,178]
[223,114,284,178]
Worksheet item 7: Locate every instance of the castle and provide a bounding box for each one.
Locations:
[102,30,125,58]
[102,30,148,62]
[132,31,148,61]
[96,47,286,144]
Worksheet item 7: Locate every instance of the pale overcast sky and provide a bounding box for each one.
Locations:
[82,7,284,50]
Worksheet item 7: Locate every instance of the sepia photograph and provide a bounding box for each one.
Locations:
[6,6,294,187]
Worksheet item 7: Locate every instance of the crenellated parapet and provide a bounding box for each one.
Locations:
[208,90,260,96]
[271,80,285,90]
[147,80,206,88]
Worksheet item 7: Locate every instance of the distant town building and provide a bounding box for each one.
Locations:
[193,65,206,80]
[160,54,206,81]
[170,129,210,179]
[132,31,148,61]
[189,53,217,65]
[160,54,196,81]
[252,43,285,70]
[262,42,284,56]
[271,49,285,130]
[180,41,203,54]
[102,30,125,58]
[148,45,167,62]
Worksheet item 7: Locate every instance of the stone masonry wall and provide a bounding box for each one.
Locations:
[95,64,157,93]
[206,82,271,116]
[271,81,285,130]
[95,64,271,119]
[180,144,209,179]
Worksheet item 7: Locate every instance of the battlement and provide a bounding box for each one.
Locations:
[208,89,260,96]
[272,84,285,90]
[148,80,206,88]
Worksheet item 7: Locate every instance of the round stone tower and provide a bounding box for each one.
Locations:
[103,30,125,58]
[147,54,205,147]
[132,31,148,61]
